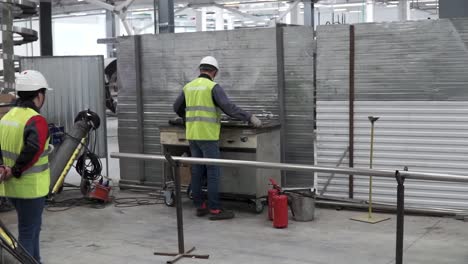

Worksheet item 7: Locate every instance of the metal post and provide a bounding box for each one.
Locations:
[133,36,145,183]
[154,153,209,263]
[276,24,287,186]
[304,1,315,28]
[398,0,410,21]
[368,116,379,218]
[39,1,53,56]
[395,169,406,264]
[105,10,116,57]
[2,4,15,93]
[153,0,158,34]
[165,154,185,254]
[158,0,175,33]
[348,25,355,199]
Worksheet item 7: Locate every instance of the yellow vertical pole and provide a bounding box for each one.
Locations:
[369,120,375,219]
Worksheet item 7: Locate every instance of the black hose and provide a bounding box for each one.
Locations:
[76,152,102,181]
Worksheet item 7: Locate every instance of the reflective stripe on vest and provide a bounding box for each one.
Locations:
[0,107,50,198]
[2,147,50,161]
[183,77,222,140]
[185,106,218,113]
[185,117,219,123]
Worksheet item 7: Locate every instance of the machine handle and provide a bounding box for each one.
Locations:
[227,139,235,144]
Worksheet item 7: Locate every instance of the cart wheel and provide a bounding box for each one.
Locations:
[254,200,264,214]
[187,185,193,200]
[164,190,175,207]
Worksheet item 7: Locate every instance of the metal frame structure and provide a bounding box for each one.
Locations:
[1,0,38,93]
[111,151,468,264]
[80,0,136,35]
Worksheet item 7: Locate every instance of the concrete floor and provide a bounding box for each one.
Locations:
[2,116,468,264]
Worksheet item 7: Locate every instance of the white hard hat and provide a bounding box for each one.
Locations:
[15,70,52,92]
[199,56,219,71]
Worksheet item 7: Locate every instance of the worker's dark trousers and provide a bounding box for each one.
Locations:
[9,197,45,263]
[189,140,221,210]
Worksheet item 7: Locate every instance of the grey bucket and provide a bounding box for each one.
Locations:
[288,191,315,222]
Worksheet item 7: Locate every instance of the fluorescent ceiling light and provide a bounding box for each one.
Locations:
[386,4,397,7]
[388,1,399,4]
[425,3,438,6]
[244,20,255,24]
[334,8,347,12]
[349,10,362,13]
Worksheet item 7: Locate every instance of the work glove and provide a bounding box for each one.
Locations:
[250,115,262,128]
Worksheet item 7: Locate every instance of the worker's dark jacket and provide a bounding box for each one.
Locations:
[173,74,252,122]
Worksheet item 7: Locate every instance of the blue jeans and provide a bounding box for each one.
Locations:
[189,140,221,210]
[9,197,45,263]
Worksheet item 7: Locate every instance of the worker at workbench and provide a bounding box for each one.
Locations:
[173,56,262,220]
[0,70,52,263]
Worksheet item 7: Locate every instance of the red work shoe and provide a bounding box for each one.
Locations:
[209,209,235,220]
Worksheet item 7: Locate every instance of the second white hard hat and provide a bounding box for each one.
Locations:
[199,56,219,71]
[15,70,52,92]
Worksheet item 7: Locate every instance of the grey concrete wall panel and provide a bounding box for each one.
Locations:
[440,0,468,19]
[20,56,107,157]
[283,26,315,187]
[317,19,468,101]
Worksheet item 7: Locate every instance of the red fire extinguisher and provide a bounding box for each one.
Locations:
[268,179,280,221]
[272,194,288,228]
[269,178,288,228]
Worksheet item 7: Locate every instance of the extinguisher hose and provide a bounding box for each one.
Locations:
[286,194,296,218]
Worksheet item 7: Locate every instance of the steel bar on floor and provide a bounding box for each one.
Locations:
[111,152,468,264]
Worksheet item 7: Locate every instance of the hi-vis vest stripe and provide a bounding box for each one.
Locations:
[0,107,50,198]
[183,77,221,140]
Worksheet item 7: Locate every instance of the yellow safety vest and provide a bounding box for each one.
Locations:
[183,77,222,140]
[0,107,50,198]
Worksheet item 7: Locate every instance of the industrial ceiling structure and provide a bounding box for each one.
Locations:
[31,0,440,34]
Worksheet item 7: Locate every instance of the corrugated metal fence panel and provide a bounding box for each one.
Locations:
[117,29,280,185]
[316,24,350,101]
[353,19,468,101]
[317,19,468,101]
[316,18,468,209]
[116,37,143,184]
[21,56,107,157]
[316,101,349,198]
[283,26,315,186]
[317,101,468,209]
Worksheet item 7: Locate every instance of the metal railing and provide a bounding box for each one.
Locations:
[111,152,468,264]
